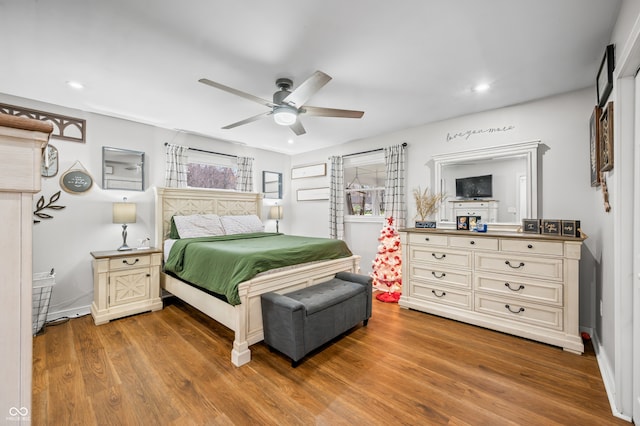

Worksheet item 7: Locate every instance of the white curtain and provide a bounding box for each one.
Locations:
[236,156,254,192]
[384,144,406,228]
[329,156,345,239]
[164,143,188,188]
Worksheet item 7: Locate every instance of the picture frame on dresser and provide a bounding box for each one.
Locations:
[522,219,541,234]
[541,219,561,235]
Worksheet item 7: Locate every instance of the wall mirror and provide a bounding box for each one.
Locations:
[432,141,540,229]
[262,171,282,199]
[102,147,145,191]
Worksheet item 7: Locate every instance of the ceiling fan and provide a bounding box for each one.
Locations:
[198,70,364,136]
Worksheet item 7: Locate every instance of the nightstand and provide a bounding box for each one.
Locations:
[90,248,163,325]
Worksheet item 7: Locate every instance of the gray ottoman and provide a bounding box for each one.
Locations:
[261,271,372,366]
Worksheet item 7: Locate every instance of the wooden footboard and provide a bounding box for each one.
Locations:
[161,255,361,366]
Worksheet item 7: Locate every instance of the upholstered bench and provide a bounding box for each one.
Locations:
[260,271,372,366]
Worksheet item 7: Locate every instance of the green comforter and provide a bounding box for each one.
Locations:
[164,233,353,305]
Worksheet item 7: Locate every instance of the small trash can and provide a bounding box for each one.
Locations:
[32,269,55,336]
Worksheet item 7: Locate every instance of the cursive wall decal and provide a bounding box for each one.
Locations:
[446,125,516,142]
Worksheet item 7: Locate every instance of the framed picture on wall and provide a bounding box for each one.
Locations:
[596,44,614,107]
[589,105,601,187]
[599,101,614,172]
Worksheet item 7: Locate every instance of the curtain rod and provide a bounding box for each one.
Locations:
[164,142,237,159]
[341,142,407,158]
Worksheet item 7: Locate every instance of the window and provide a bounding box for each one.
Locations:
[344,153,385,217]
[187,151,237,189]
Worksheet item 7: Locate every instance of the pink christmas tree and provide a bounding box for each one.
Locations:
[370,216,402,303]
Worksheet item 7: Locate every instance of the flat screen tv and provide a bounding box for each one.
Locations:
[455,174,493,199]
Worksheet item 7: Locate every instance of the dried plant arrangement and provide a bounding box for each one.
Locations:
[413,186,444,222]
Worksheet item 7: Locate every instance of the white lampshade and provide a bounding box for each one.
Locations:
[113,202,137,224]
[269,205,283,220]
[273,106,297,126]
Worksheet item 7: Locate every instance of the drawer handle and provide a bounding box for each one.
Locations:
[432,290,446,298]
[504,282,525,291]
[432,253,447,260]
[527,244,533,249]
[431,271,446,279]
[505,260,525,269]
[505,304,525,314]
[470,240,475,245]
[424,237,430,241]
[123,258,139,266]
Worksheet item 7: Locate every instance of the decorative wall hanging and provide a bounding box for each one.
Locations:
[445,125,515,142]
[0,102,86,143]
[41,144,59,177]
[291,163,326,179]
[60,161,93,194]
[599,101,614,172]
[600,172,611,212]
[33,191,66,223]
[589,106,601,187]
[596,44,614,108]
[296,187,329,201]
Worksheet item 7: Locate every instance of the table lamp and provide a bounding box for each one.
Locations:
[269,204,283,233]
[113,197,137,251]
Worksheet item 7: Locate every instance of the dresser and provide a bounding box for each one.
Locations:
[398,228,584,354]
[0,114,52,423]
[90,248,163,324]
[449,199,499,223]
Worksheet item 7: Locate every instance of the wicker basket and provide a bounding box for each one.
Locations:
[33,269,55,336]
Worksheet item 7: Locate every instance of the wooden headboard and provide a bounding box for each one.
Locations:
[154,187,263,245]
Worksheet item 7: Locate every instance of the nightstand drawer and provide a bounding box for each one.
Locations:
[109,254,151,271]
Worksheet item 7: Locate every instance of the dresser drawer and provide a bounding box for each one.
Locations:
[408,232,448,247]
[410,246,471,268]
[449,236,498,251]
[475,253,563,281]
[474,294,563,331]
[109,254,151,271]
[500,239,563,256]
[410,264,472,289]
[475,273,563,306]
[412,282,472,310]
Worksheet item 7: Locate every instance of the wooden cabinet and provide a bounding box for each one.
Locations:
[0,114,52,423]
[90,248,163,325]
[399,229,584,354]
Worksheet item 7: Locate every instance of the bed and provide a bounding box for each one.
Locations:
[154,187,361,366]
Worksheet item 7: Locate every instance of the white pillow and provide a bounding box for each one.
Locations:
[173,214,226,238]
[220,215,265,234]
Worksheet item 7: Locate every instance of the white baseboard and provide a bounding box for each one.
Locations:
[47,305,91,322]
[591,331,633,422]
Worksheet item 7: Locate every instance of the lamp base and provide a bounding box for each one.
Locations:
[117,224,133,251]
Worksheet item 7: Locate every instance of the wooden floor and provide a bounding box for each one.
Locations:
[33,297,627,425]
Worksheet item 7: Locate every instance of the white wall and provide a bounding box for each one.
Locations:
[291,88,602,332]
[0,93,290,319]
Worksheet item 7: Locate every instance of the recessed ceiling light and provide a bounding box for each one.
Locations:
[66,80,85,90]
[288,139,294,144]
[472,83,490,93]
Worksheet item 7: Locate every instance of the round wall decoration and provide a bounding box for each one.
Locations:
[60,161,93,194]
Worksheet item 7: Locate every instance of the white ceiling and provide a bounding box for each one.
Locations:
[0,0,621,155]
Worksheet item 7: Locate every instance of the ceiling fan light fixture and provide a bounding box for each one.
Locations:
[273,105,297,126]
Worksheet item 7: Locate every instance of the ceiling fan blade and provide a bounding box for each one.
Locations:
[222,111,272,129]
[199,78,276,108]
[282,71,332,107]
[289,119,306,136]
[301,105,364,119]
